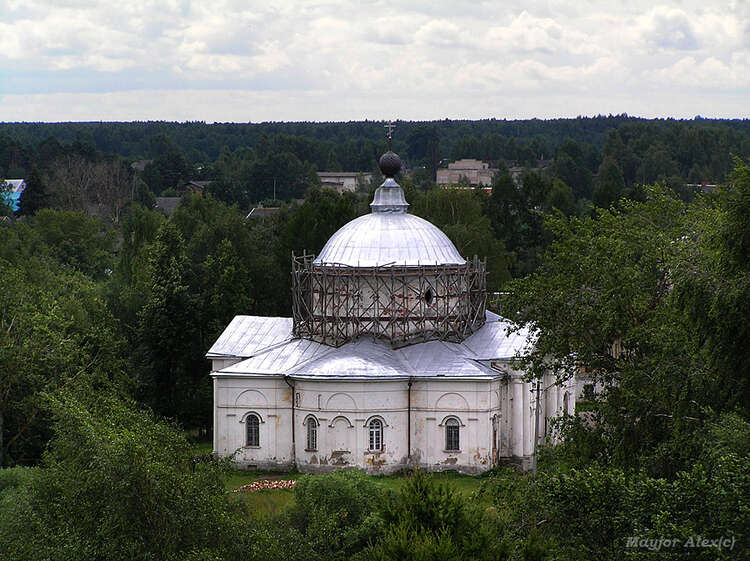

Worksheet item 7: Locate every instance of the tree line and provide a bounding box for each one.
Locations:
[0,122,748,559]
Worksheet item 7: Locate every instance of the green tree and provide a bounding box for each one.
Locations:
[0,257,126,466]
[672,160,750,411]
[544,178,575,216]
[18,166,48,215]
[136,222,201,422]
[366,471,508,561]
[593,156,625,208]
[31,209,116,279]
[0,392,242,561]
[500,187,711,474]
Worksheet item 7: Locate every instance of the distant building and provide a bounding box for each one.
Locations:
[437,159,496,187]
[686,182,719,193]
[155,197,181,217]
[508,165,524,186]
[246,205,281,220]
[179,180,211,195]
[130,159,153,172]
[317,172,374,194]
[1,179,26,212]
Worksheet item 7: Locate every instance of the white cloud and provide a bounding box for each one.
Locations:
[0,1,748,119]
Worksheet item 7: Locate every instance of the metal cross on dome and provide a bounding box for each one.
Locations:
[384,120,395,150]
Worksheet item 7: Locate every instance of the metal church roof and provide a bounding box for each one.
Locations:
[209,311,531,380]
[313,212,466,267]
[206,316,293,358]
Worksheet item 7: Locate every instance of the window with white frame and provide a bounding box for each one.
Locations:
[246,414,260,447]
[368,418,383,451]
[445,417,460,451]
[306,417,318,451]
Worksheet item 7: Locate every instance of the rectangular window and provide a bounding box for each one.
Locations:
[368,419,383,451]
[306,419,317,451]
[446,424,459,451]
[246,415,260,447]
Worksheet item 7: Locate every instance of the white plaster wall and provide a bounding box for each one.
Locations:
[213,369,576,473]
[213,375,294,469]
[410,379,495,472]
[211,358,242,371]
[293,379,409,472]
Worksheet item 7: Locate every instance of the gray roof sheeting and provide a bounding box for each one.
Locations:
[210,312,531,379]
[462,319,534,360]
[313,212,466,267]
[206,316,293,358]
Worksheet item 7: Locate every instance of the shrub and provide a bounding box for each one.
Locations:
[0,392,244,561]
[364,470,509,561]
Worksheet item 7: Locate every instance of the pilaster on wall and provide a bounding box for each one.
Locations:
[511,378,524,457]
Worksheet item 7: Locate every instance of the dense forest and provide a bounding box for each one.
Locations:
[0,119,748,560]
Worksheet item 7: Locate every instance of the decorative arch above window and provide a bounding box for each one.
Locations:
[328,415,353,428]
[239,411,265,424]
[438,415,465,427]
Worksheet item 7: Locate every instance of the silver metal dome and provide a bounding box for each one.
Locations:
[313,212,466,267]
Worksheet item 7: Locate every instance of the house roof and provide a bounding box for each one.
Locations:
[3,179,25,192]
[317,172,369,178]
[155,197,181,216]
[209,311,531,380]
[245,206,280,219]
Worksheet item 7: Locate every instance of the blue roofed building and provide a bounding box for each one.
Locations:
[1,179,26,213]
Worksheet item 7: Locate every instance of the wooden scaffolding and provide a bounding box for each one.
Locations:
[291,252,487,348]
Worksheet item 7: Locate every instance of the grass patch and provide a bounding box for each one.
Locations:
[236,488,296,518]
[227,468,487,519]
[369,470,483,498]
[190,441,213,455]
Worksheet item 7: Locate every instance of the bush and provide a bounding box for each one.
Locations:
[0,392,244,561]
[0,466,38,493]
[364,470,509,561]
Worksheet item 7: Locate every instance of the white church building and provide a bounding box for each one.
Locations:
[207,149,575,473]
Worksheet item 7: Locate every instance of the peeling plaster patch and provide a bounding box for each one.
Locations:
[330,450,350,466]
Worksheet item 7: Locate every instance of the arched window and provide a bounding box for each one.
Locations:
[246,414,260,447]
[445,417,460,451]
[368,418,383,451]
[563,392,570,415]
[306,417,318,451]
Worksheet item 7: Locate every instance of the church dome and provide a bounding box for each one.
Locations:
[313,148,465,267]
[313,212,466,267]
[293,139,485,348]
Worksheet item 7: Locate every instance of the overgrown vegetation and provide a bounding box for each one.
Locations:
[0,121,749,559]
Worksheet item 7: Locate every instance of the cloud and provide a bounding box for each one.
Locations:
[0,1,748,120]
[639,6,700,51]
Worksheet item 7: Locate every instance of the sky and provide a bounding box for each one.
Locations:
[1,0,748,122]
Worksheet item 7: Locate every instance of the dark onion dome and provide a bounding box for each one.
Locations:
[378,151,402,178]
